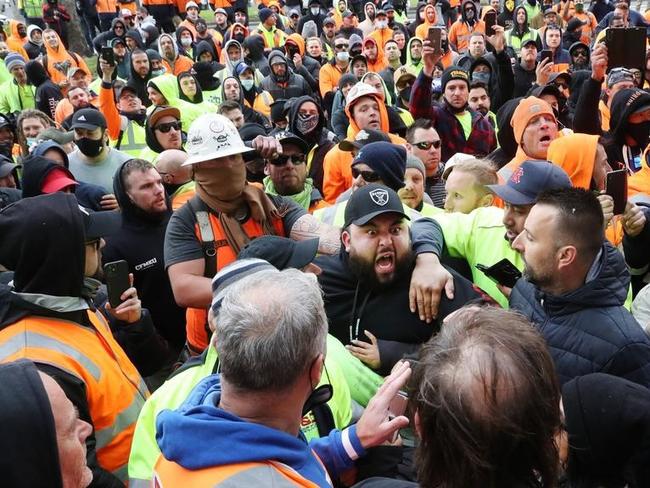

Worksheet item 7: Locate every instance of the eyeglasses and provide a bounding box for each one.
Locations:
[269,154,306,166]
[154,121,181,133]
[351,166,381,181]
[335,44,349,50]
[413,140,441,150]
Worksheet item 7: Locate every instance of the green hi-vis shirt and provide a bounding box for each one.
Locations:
[127,334,383,485]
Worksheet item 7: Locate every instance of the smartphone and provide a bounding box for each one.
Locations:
[484,11,497,37]
[428,26,442,53]
[104,260,130,308]
[476,259,522,289]
[101,46,115,66]
[388,391,409,442]
[605,169,628,215]
[605,27,646,72]
[540,49,553,64]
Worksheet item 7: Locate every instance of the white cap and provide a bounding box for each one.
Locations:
[120,8,133,17]
[183,114,254,166]
[185,1,199,10]
[345,82,384,109]
[442,152,474,180]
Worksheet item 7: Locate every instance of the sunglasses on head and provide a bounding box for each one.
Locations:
[155,121,181,133]
[269,154,306,166]
[413,140,441,150]
[352,166,381,181]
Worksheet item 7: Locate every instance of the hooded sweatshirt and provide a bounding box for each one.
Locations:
[606,88,650,174]
[157,33,193,76]
[221,76,271,130]
[0,360,64,488]
[147,74,203,129]
[243,35,271,76]
[20,155,77,198]
[24,60,62,120]
[415,4,438,39]
[125,29,145,50]
[362,37,388,73]
[42,31,90,85]
[216,39,245,84]
[192,60,222,105]
[261,51,313,101]
[175,25,195,59]
[92,17,127,54]
[23,25,45,60]
[547,133,599,189]
[405,36,424,74]
[6,20,29,59]
[487,96,522,168]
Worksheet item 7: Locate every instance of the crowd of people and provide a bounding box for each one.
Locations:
[1,0,650,485]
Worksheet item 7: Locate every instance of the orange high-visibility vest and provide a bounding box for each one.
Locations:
[185,206,285,352]
[0,310,149,482]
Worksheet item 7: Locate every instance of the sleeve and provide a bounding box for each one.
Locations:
[572,76,604,135]
[410,217,445,256]
[164,204,204,268]
[99,81,123,141]
[622,208,650,273]
[603,341,650,390]
[409,70,436,121]
[269,194,308,233]
[322,148,346,204]
[491,49,515,112]
[431,211,475,259]
[59,5,72,20]
[319,65,334,98]
[35,363,124,488]
[448,23,458,50]
[42,4,55,22]
[308,425,366,477]
[376,339,421,376]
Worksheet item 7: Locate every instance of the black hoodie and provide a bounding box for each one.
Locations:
[607,88,650,171]
[177,70,204,104]
[243,35,270,76]
[24,60,63,120]
[175,25,195,59]
[127,50,153,108]
[563,373,650,488]
[102,161,186,352]
[487,97,522,168]
[193,60,221,92]
[125,29,145,50]
[0,360,63,488]
[195,39,217,63]
[21,155,77,198]
[92,17,126,54]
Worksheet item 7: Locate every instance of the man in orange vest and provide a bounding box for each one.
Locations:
[0,193,152,486]
[164,114,344,354]
[154,267,413,486]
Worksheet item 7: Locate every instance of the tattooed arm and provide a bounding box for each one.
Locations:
[290,214,342,255]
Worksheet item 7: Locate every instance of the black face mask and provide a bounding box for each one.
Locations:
[76,137,103,157]
[399,85,412,102]
[627,120,650,148]
[286,47,299,59]
[233,33,245,43]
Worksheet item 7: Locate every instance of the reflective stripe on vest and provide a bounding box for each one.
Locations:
[0,311,148,482]
[185,209,286,352]
[114,120,147,157]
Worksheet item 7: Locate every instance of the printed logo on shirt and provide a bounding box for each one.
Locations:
[135,257,157,271]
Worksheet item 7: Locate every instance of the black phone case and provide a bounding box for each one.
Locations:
[605,27,646,71]
[606,170,628,215]
[477,259,522,289]
[104,260,130,308]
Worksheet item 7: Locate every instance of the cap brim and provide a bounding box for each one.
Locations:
[85,210,121,239]
[42,177,78,194]
[0,164,14,178]
[71,122,102,130]
[350,209,410,227]
[182,146,256,166]
[286,238,319,269]
[486,184,535,205]
[338,139,361,152]
[632,103,650,115]
[278,136,309,153]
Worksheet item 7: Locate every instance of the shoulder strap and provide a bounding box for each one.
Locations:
[187,195,218,279]
[70,51,81,66]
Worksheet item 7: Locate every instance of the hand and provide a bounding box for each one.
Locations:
[346,330,380,370]
[409,253,454,323]
[622,201,646,237]
[496,283,512,299]
[422,39,443,77]
[58,79,70,91]
[293,53,303,71]
[99,57,115,82]
[597,192,614,229]
[251,135,283,159]
[591,43,607,81]
[355,361,412,449]
[100,194,119,210]
[105,274,142,324]
[486,25,505,53]
[535,57,553,86]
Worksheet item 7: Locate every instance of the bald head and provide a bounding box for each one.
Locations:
[154,149,191,184]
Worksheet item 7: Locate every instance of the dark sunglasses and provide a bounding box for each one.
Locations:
[413,140,441,150]
[269,154,306,166]
[335,43,349,50]
[352,166,381,181]
[154,121,181,133]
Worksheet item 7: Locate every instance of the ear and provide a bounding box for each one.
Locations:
[263,162,271,176]
[478,193,494,207]
[309,353,324,386]
[413,409,422,437]
[405,142,413,153]
[341,228,352,252]
[556,245,577,271]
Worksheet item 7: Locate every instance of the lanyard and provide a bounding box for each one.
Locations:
[348,282,371,343]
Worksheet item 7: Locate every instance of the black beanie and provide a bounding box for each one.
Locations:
[441,66,470,92]
[352,141,406,191]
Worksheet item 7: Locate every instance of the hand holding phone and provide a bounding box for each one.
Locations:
[104,260,130,308]
[484,11,497,37]
[101,46,115,67]
[605,169,627,215]
[476,259,522,289]
[428,26,442,53]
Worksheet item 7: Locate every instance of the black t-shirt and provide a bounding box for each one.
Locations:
[164,194,306,269]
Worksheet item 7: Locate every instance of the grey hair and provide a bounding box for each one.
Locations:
[214,268,328,391]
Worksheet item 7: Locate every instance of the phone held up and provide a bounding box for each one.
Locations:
[103,260,130,308]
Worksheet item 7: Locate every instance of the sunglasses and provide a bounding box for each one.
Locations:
[155,121,181,133]
[335,44,349,50]
[269,154,306,166]
[413,140,441,150]
[352,166,381,182]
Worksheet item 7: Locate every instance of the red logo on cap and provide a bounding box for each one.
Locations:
[511,167,524,184]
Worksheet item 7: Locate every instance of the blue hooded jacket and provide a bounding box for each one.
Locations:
[156,374,364,486]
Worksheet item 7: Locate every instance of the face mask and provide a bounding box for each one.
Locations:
[76,137,103,157]
[311,7,320,15]
[627,121,650,148]
[187,11,198,20]
[180,37,192,47]
[234,33,245,43]
[241,78,255,90]
[376,20,388,29]
[297,113,319,134]
[472,72,490,84]
[336,51,349,62]
[151,68,165,76]
[26,137,39,148]
[399,85,411,101]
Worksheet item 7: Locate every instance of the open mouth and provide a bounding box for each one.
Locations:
[539,134,551,143]
[375,253,395,274]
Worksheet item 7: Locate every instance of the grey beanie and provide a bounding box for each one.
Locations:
[406,154,426,178]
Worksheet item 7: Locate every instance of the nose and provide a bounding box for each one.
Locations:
[353,174,366,188]
[79,419,93,442]
[511,232,524,252]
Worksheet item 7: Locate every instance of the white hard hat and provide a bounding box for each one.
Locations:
[183,114,254,166]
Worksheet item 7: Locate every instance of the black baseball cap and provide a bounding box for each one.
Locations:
[238,236,319,269]
[70,108,107,131]
[487,161,572,205]
[339,128,391,151]
[344,183,410,228]
[0,157,15,178]
[78,205,121,240]
[273,131,309,152]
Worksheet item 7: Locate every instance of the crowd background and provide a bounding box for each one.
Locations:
[1,0,650,486]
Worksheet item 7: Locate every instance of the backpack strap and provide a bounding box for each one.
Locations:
[187,195,218,279]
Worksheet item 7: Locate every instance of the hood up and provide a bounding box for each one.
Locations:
[243,35,267,62]
[113,159,171,224]
[287,95,326,146]
[20,155,75,198]
[25,59,51,87]
[125,29,145,50]
[547,133,599,189]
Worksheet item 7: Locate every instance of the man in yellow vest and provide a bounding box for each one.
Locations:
[0,193,151,485]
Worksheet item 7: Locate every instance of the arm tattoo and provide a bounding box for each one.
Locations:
[290,214,341,255]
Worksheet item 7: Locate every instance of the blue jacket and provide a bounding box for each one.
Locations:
[156,374,365,487]
[510,243,650,388]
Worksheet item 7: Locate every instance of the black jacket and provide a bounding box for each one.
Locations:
[127,51,153,108]
[92,17,126,53]
[509,243,650,388]
[23,40,45,60]
[103,161,186,353]
[25,60,63,121]
[512,61,536,98]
